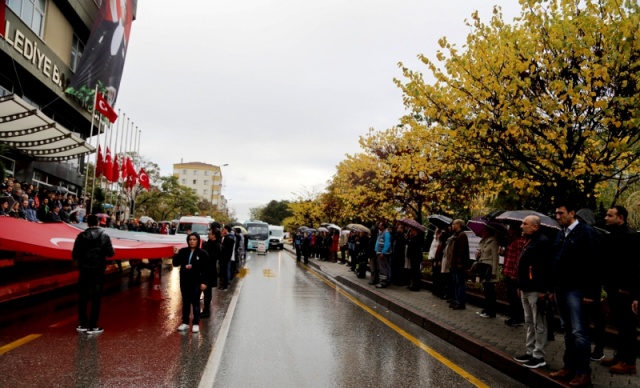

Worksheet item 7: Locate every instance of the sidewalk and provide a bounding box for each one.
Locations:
[284,247,639,388]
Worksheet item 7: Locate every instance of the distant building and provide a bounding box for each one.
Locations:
[172,161,224,208]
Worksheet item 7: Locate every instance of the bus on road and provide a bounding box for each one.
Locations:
[245,220,269,251]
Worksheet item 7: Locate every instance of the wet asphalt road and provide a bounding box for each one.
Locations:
[0,251,523,387]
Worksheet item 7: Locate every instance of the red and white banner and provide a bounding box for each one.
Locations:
[0,218,181,260]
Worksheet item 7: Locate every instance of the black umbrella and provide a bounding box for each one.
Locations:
[427,214,453,230]
[495,210,560,230]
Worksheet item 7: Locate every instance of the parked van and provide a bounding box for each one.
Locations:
[177,216,214,236]
[268,225,285,250]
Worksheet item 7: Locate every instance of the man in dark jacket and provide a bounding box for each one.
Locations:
[219,225,235,290]
[598,206,638,374]
[549,203,599,387]
[513,215,552,369]
[72,214,115,334]
[448,219,470,310]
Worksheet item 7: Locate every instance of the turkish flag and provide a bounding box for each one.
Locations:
[104,147,113,181]
[1,2,6,37]
[139,168,150,190]
[95,93,118,123]
[121,156,129,180]
[112,155,120,182]
[96,145,104,177]
[125,158,138,189]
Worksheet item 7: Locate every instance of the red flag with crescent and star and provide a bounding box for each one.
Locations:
[125,157,138,189]
[95,93,118,123]
[139,168,150,190]
[96,145,104,177]
[104,147,113,181]
[112,154,120,182]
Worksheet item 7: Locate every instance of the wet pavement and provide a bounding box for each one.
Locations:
[0,249,524,388]
[287,246,640,388]
[209,250,520,387]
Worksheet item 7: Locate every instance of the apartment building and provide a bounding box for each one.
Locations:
[172,161,224,208]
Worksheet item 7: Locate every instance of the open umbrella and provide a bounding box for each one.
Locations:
[495,210,560,230]
[427,214,453,230]
[229,222,244,227]
[345,223,371,234]
[467,217,509,245]
[95,213,111,219]
[139,216,154,224]
[397,218,426,232]
[233,225,248,235]
[576,208,596,226]
[317,226,329,232]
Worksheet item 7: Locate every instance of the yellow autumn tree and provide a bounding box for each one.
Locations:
[397,0,640,211]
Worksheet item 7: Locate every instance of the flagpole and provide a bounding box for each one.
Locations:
[124,119,132,219]
[90,112,104,215]
[131,127,141,217]
[84,85,99,201]
[119,115,129,220]
[106,117,118,211]
[114,111,124,220]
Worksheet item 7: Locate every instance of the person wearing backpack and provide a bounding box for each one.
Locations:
[72,214,115,335]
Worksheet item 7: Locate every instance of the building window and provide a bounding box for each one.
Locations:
[70,34,84,72]
[182,169,187,174]
[204,171,209,176]
[194,189,198,194]
[1,156,16,177]
[203,189,208,195]
[7,0,46,37]
[193,170,197,175]
[193,179,197,184]
[181,179,185,184]
[204,180,209,185]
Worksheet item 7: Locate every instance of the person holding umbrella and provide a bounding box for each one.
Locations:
[398,219,426,291]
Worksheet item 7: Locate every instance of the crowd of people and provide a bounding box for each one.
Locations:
[1,176,87,223]
[292,202,639,388]
[172,223,245,333]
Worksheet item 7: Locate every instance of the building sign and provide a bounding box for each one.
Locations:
[1,20,69,90]
[66,0,133,107]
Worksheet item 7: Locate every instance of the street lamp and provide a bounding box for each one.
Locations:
[210,164,228,217]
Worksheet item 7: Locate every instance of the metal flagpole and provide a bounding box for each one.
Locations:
[131,127,141,217]
[90,114,104,215]
[83,85,99,199]
[106,116,118,211]
[115,111,125,220]
[124,118,132,219]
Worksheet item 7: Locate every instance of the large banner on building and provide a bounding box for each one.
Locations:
[65,0,133,108]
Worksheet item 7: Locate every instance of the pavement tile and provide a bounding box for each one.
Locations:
[295,252,640,388]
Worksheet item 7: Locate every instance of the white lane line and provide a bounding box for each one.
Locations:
[198,277,244,388]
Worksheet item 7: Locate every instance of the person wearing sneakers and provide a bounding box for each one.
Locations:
[72,214,115,335]
[513,215,552,369]
[173,232,209,333]
[598,206,638,375]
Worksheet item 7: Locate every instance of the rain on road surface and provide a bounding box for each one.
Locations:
[0,250,522,387]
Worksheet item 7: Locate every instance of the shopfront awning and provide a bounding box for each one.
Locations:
[0,94,95,161]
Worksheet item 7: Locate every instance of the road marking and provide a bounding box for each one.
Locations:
[0,334,42,356]
[297,255,489,388]
[49,316,76,328]
[262,269,276,277]
[198,277,244,388]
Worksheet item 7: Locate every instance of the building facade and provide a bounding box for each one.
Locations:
[0,0,137,194]
[172,161,224,209]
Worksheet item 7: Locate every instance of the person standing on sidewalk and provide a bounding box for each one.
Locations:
[502,226,526,327]
[447,219,469,310]
[406,225,424,291]
[513,215,552,369]
[219,225,235,290]
[173,232,209,333]
[375,221,393,288]
[597,206,638,375]
[549,203,599,387]
[474,228,500,318]
[72,214,115,335]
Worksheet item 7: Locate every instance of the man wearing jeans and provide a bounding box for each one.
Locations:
[375,221,392,288]
[549,203,599,387]
[513,215,552,369]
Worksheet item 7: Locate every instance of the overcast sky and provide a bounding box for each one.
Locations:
[116,1,521,222]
